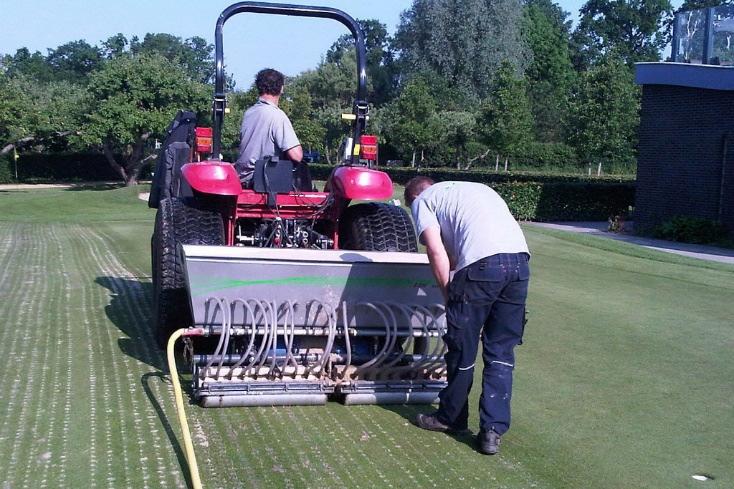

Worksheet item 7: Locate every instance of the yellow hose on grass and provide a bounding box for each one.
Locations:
[167,329,203,489]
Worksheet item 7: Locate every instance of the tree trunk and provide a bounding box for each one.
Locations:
[411,150,416,168]
[103,141,129,183]
[1,137,36,156]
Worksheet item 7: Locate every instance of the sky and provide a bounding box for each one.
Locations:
[1,0,641,88]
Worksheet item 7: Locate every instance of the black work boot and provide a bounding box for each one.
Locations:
[414,413,471,435]
[477,429,501,455]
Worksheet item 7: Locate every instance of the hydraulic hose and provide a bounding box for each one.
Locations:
[167,329,203,489]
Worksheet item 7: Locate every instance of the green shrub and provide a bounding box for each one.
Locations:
[653,216,730,245]
[308,164,634,185]
[309,164,635,221]
[507,142,580,171]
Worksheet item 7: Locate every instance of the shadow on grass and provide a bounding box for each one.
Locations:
[65,183,123,191]
[141,372,194,489]
[95,275,166,371]
[377,403,478,451]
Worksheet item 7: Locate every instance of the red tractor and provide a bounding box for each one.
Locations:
[149,2,418,348]
[150,2,447,409]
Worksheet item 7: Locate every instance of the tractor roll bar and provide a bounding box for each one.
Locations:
[212,2,369,160]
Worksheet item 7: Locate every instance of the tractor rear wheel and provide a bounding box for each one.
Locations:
[339,202,418,252]
[152,197,224,348]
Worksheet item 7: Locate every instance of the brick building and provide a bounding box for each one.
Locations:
[634,63,734,235]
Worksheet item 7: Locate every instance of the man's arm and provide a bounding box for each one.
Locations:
[421,226,451,302]
[285,145,303,162]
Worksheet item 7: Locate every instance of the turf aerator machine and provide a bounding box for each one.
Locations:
[149,2,448,410]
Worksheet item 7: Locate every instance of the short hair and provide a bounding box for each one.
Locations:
[404,176,435,207]
[255,68,284,96]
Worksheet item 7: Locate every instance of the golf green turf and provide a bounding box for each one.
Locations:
[0,185,731,488]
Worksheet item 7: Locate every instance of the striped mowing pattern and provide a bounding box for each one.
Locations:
[0,221,543,489]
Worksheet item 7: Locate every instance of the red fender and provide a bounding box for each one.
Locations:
[181,161,241,196]
[330,166,393,201]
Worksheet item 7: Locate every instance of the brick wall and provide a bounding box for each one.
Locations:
[636,85,734,234]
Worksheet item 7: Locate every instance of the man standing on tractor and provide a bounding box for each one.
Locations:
[236,68,303,183]
[404,176,530,456]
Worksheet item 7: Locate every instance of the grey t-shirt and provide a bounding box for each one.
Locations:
[411,181,529,272]
[236,98,300,169]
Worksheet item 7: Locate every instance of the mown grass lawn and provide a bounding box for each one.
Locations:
[0,185,732,489]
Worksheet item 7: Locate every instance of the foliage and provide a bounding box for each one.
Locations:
[653,216,731,244]
[281,87,327,153]
[429,110,477,168]
[0,154,13,183]
[310,163,635,221]
[478,62,535,157]
[326,19,398,105]
[569,54,640,168]
[45,40,103,83]
[1,48,55,82]
[522,1,576,142]
[506,141,580,171]
[0,1,652,179]
[572,0,674,68]
[380,78,439,167]
[221,86,258,150]
[395,0,529,103]
[82,54,209,185]
[130,33,215,84]
[0,73,88,154]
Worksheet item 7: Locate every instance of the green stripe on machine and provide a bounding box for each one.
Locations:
[191,275,435,296]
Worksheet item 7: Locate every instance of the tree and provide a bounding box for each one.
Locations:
[525,0,573,34]
[281,87,327,153]
[221,86,258,151]
[0,73,87,156]
[478,62,534,158]
[326,19,398,105]
[429,111,477,168]
[82,54,209,185]
[394,0,529,103]
[1,48,55,83]
[522,0,576,142]
[381,78,439,166]
[130,33,215,83]
[101,34,129,59]
[45,40,103,83]
[569,54,639,169]
[572,0,674,69]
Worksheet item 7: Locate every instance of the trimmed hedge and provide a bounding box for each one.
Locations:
[1,153,634,222]
[0,155,13,184]
[3,152,155,183]
[13,153,122,182]
[308,163,634,184]
[309,164,635,221]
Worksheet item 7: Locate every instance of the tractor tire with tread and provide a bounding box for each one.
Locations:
[152,197,224,348]
[339,202,418,252]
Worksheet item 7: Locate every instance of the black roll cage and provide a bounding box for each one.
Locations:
[211,1,369,162]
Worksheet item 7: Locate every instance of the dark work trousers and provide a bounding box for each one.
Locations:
[437,253,530,435]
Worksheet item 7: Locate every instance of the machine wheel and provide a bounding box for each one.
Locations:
[152,197,224,348]
[339,202,418,252]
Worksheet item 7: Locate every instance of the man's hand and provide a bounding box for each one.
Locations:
[421,226,451,302]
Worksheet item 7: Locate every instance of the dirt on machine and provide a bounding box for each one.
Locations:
[149,1,448,409]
